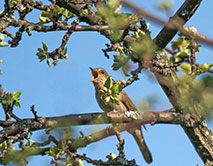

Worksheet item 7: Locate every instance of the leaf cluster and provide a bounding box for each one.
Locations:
[180,63,213,75]
[130,34,156,59]
[169,33,212,76]
[157,0,173,12]
[39,5,73,24]
[112,47,130,75]
[36,42,68,67]
[99,76,122,105]
[171,34,201,63]
[0,91,21,108]
[97,0,140,42]
[174,74,213,118]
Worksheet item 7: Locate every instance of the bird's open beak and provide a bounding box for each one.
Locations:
[89,67,98,82]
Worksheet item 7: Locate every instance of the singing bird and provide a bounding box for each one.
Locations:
[90,67,152,164]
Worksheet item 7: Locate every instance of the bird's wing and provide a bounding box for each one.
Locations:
[118,90,137,111]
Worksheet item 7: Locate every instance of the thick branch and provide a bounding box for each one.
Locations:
[122,0,213,47]
[122,0,213,164]
[0,109,182,144]
[152,0,213,164]
[155,0,202,48]
[0,108,186,164]
[0,17,109,32]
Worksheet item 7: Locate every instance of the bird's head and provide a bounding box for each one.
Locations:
[89,67,109,88]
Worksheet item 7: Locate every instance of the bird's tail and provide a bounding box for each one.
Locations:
[129,127,152,164]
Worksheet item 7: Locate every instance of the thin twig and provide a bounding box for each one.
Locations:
[9,100,21,121]
[67,151,105,165]
[165,47,175,55]
[1,29,15,39]
[8,26,25,47]
[30,105,39,121]
[48,19,80,60]
[189,38,197,74]
[32,135,58,147]
[121,1,167,26]
[117,62,143,89]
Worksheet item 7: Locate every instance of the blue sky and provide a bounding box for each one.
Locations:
[0,0,213,165]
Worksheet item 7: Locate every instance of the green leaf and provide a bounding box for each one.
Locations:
[174,51,188,57]
[63,9,72,18]
[171,41,179,50]
[110,96,120,105]
[201,75,213,87]
[54,5,64,15]
[39,15,47,24]
[111,83,122,94]
[12,91,21,108]
[25,131,33,146]
[0,91,21,108]
[41,11,50,17]
[15,102,21,108]
[104,76,113,89]
[47,59,51,67]
[45,145,57,156]
[0,33,4,42]
[108,0,121,13]
[63,47,67,55]
[198,64,213,72]
[180,64,192,74]
[0,141,7,150]
[112,50,129,71]
[13,91,21,100]
[42,42,48,52]
[36,52,47,62]
[130,34,156,58]
[170,56,182,63]
[110,29,121,42]
[195,44,201,54]
[9,0,22,7]
[107,152,117,159]
[157,0,173,12]
[0,42,8,47]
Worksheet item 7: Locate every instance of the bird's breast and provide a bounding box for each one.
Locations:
[95,91,128,113]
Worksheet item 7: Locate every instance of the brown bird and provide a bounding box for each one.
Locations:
[90,67,152,164]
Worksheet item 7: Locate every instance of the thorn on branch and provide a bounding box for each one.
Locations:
[30,105,39,121]
[45,128,53,135]
[80,131,85,137]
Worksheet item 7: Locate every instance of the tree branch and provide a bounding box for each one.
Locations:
[0,108,188,164]
[0,108,184,144]
[154,0,202,48]
[121,0,213,164]
[122,0,213,47]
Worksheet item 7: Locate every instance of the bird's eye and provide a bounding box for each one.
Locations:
[101,71,105,74]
